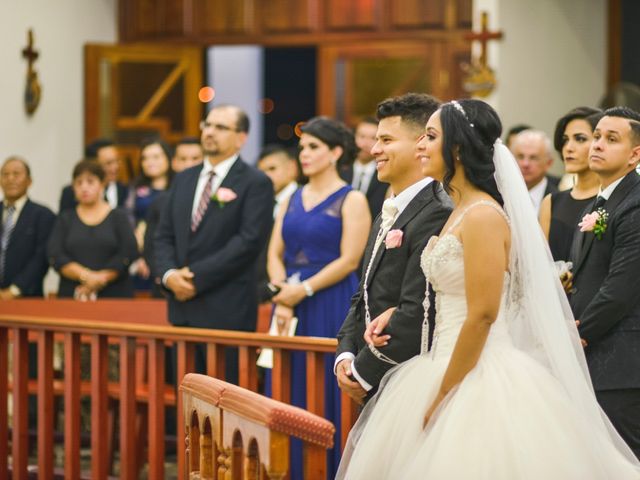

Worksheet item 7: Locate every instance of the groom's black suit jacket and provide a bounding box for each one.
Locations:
[570,170,640,391]
[336,184,452,392]
[154,158,274,331]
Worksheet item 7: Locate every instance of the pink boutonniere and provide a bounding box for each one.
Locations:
[136,186,151,197]
[385,229,404,249]
[211,187,237,207]
[579,208,608,240]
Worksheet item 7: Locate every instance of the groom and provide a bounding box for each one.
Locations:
[335,93,452,403]
[570,106,640,458]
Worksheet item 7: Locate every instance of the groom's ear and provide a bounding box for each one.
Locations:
[629,144,640,166]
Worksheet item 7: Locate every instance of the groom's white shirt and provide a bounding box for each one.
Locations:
[335,176,433,391]
[599,176,624,200]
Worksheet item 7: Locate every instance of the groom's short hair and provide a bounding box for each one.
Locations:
[376,93,441,133]
[603,106,640,146]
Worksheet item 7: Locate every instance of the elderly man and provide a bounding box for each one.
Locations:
[511,129,560,213]
[0,156,55,299]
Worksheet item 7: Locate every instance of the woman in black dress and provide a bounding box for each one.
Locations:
[539,107,603,262]
[48,160,138,299]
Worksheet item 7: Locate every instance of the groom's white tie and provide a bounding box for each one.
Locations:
[362,198,400,365]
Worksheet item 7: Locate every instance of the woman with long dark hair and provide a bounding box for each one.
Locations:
[337,100,640,479]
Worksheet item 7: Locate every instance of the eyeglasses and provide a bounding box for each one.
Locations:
[199,121,239,132]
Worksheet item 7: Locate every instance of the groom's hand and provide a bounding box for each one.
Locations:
[336,360,366,405]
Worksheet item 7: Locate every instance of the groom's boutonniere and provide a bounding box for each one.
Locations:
[385,229,404,249]
[211,187,237,208]
[579,208,609,240]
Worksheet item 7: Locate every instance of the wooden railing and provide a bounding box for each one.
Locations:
[181,374,335,479]
[0,299,357,479]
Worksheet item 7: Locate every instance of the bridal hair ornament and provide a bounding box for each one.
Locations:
[450,100,474,128]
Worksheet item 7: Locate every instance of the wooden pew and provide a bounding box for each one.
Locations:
[0,300,357,479]
[181,374,335,479]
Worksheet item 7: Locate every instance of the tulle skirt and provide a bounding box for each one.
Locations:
[338,342,640,479]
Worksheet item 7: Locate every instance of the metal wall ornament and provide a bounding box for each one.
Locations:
[22,29,42,116]
[462,12,503,98]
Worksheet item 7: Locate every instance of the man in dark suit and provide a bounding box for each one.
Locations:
[155,105,274,381]
[0,156,55,299]
[511,129,559,213]
[570,106,640,458]
[59,139,128,211]
[144,137,204,297]
[340,117,389,220]
[335,93,452,404]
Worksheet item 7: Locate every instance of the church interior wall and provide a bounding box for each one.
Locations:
[0,0,117,211]
[491,0,607,173]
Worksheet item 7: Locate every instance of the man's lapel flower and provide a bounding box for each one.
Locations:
[211,187,237,207]
[579,208,608,240]
[385,229,403,249]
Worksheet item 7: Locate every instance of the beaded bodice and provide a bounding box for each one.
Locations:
[419,200,511,357]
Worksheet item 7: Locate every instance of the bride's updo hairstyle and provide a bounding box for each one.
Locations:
[439,99,503,205]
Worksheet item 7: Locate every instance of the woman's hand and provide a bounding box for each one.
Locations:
[74,284,97,302]
[273,303,294,335]
[364,307,396,347]
[273,283,307,307]
[423,390,446,429]
[82,270,109,291]
[136,258,151,279]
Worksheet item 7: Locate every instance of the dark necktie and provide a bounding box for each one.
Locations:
[0,205,16,282]
[593,195,606,210]
[191,171,215,232]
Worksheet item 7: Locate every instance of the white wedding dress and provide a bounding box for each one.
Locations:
[338,202,640,480]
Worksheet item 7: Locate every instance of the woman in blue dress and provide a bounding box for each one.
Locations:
[267,117,371,478]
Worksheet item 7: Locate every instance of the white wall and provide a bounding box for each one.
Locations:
[473,0,607,172]
[0,0,118,211]
[207,46,265,165]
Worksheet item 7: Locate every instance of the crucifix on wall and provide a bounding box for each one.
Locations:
[22,28,42,116]
[462,12,503,98]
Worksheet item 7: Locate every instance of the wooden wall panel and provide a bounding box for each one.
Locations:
[456,0,473,28]
[121,0,186,39]
[261,0,317,33]
[390,0,446,30]
[325,0,379,31]
[194,0,252,36]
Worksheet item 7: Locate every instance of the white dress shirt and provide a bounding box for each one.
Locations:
[274,181,298,218]
[335,176,434,391]
[599,176,624,200]
[105,181,118,209]
[2,195,28,297]
[2,194,27,224]
[528,177,548,213]
[352,161,377,194]
[190,154,239,219]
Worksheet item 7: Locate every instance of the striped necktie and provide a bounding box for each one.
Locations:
[0,205,16,282]
[191,171,215,232]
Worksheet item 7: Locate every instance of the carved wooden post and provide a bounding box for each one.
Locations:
[64,332,81,480]
[37,330,54,480]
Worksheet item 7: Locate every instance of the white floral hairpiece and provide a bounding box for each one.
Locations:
[451,100,474,128]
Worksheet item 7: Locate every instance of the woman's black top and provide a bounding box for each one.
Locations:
[47,208,138,298]
[549,190,596,262]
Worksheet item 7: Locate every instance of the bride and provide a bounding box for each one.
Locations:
[336,99,640,479]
